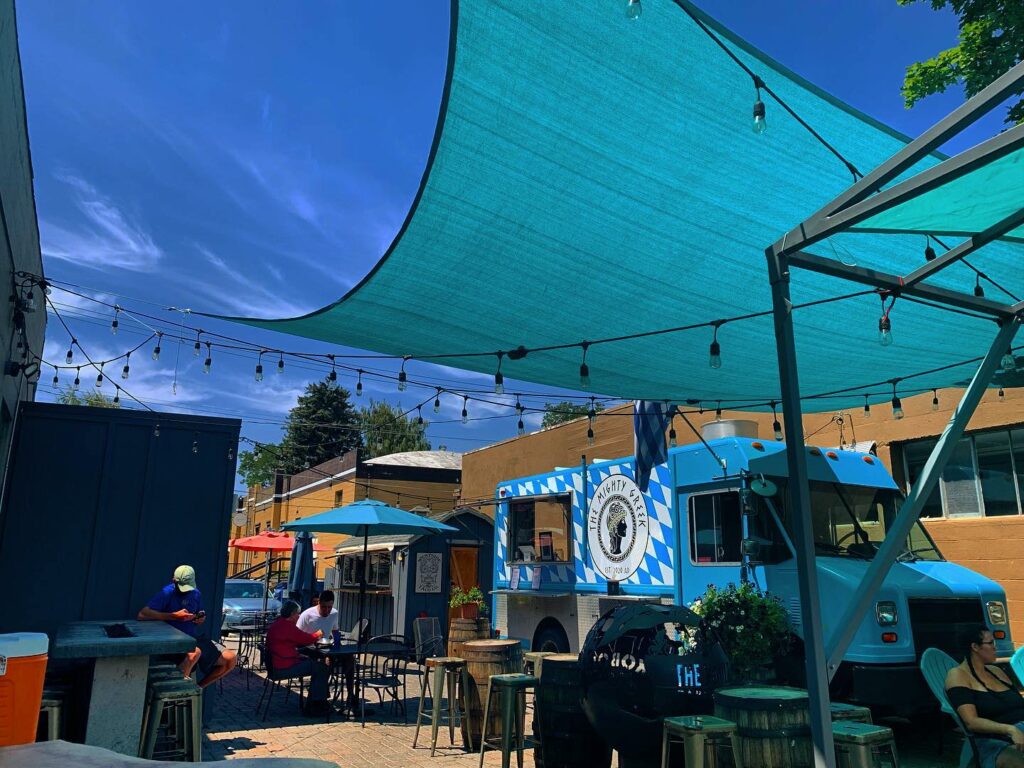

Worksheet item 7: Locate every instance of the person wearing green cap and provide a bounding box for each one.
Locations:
[138,565,237,687]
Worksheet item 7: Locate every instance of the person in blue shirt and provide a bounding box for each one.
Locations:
[138,564,237,687]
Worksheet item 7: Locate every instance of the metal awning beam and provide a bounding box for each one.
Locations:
[771,60,1024,250]
[775,122,1024,255]
[787,250,1017,319]
[902,207,1024,288]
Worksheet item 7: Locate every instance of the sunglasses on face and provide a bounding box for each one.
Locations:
[977,640,996,646]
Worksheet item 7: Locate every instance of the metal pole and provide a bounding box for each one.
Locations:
[767,246,835,768]
[826,318,1020,674]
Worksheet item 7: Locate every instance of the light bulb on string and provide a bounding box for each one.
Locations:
[154,423,161,438]
[494,352,505,395]
[356,370,363,397]
[203,343,212,374]
[924,238,936,262]
[625,0,641,20]
[863,394,871,419]
[192,438,199,455]
[669,423,677,448]
[417,406,424,427]
[193,331,201,357]
[121,352,130,380]
[587,398,597,446]
[433,389,442,415]
[579,343,591,388]
[227,446,234,461]
[931,389,939,411]
[715,402,722,421]
[461,395,469,425]
[66,341,75,365]
[515,397,525,435]
[152,332,163,361]
[878,294,894,346]
[891,382,904,420]
[73,367,81,390]
[51,367,59,387]
[709,323,723,369]
[398,357,408,392]
[771,401,783,441]
[327,355,337,382]
[752,79,767,135]
[112,386,120,406]
[255,351,265,382]
[974,275,985,298]
[1001,348,1017,372]
[111,307,120,335]
[276,354,285,375]
[999,387,1006,402]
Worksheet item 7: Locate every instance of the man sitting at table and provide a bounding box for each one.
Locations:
[297,590,339,636]
[267,600,330,715]
[138,564,237,687]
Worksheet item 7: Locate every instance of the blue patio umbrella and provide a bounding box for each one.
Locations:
[287,530,317,609]
[283,501,457,643]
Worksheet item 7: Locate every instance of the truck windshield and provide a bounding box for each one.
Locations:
[771,481,942,562]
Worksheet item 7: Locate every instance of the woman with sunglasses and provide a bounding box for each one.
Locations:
[946,625,1024,767]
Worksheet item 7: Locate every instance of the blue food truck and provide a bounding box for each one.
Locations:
[491,420,1012,710]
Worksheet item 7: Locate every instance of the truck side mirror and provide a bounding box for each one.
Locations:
[750,477,778,497]
[740,538,761,558]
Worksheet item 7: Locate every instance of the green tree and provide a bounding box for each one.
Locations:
[56,387,118,408]
[237,442,281,488]
[359,400,431,460]
[540,400,603,429]
[278,381,362,471]
[900,0,1024,124]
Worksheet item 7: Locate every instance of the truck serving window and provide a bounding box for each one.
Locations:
[508,494,572,564]
[689,492,742,565]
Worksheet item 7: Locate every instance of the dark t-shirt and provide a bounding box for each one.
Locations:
[146,583,203,638]
[948,683,1024,726]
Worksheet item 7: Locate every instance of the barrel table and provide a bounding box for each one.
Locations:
[535,654,611,768]
[713,686,812,768]
[447,618,490,658]
[460,639,523,751]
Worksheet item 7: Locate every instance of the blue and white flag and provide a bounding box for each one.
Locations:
[634,400,674,492]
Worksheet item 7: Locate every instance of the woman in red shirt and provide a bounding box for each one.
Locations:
[266,601,329,713]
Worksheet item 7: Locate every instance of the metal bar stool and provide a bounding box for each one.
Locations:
[661,715,743,768]
[139,678,202,761]
[478,673,537,768]
[832,721,899,768]
[413,656,470,756]
[522,651,554,677]
[38,688,65,741]
[831,701,873,724]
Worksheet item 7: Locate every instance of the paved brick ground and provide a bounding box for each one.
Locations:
[203,665,534,767]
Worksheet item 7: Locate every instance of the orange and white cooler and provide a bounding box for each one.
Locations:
[0,632,49,746]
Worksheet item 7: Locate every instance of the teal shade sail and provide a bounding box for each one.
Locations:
[223,0,1024,411]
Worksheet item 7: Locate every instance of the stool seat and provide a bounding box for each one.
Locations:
[664,715,738,735]
[662,715,741,768]
[489,673,537,690]
[832,720,895,744]
[831,702,873,723]
[426,656,467,668]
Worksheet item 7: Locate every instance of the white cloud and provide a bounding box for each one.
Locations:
[41,173,163,271]
[192,244,314,318]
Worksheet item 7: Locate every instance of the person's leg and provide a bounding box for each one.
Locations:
[996,747,1024,768]
[179,647,201,678]
[309,660,329,702]
[199,648,237,689]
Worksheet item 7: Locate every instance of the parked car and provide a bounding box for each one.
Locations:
[221,578,281,629]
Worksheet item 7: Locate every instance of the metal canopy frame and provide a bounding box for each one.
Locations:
[766,60,1024,768]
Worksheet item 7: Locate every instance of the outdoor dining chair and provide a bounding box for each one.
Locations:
[339,618,370,643]
[255,641,311,722]
[920,647,984,767]
[359,634,411,727]
[1010,645,1024,687]
[413,617,444,664]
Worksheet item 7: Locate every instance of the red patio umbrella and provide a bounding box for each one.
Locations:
[229,531,332,609]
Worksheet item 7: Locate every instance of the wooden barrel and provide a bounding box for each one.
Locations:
[447,618,490,657]
[460,639,524,751]
[713,685,812,768]
[535,654,611,768]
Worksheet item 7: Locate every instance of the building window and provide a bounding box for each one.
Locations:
[334,489,344,507]
[688,492,742,564]
[902,427,1024,517]
[255,523,262,534]
[339,552,391,587]
[508,494,571,564]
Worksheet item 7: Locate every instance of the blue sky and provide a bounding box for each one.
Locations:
[16,1,1007,492]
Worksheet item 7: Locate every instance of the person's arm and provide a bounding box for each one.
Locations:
[138,590,194,622]
[284,622,320,646]
[947,670,1024,747]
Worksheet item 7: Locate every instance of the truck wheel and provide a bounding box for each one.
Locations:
[534,624,570,653]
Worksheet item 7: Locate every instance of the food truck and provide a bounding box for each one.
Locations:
[491,420,1012,709]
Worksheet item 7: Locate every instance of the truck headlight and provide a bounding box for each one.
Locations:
[986,601,1007,626]
[875,601,898,626]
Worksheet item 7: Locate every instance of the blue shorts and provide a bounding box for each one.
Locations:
[966,722,1024,768]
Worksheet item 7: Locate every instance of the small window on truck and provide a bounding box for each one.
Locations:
[688,491,742,565]
[508,494,572,565]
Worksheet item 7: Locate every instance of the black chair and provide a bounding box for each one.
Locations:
[255,642,310,721]
[359,634,411,726]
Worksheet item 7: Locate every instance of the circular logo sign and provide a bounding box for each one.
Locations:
[231,510,248,527]
[587,474,650,582]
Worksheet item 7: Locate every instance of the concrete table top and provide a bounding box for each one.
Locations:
[51,619,196,659]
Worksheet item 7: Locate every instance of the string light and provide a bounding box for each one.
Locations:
[588,397,597,447]
[193,331,201,357]
[154,423,161,437]
[752,78,767,135]
[73,367,81,390]
[709,323,723,369]
[110,307,119,335]
[51,367,58,387]
[203,342,212,374]
[65,341,74,365]
[356,369,363,397]
[461,395,469,425]
[398,357,408,391]
[974,275,985,298]
[255,351,265,382]
[277,353,285,375]
[579,342,591,388]
[931,389,939,411]
[862,394,871,419]
[433,389,442,415]
[716,402,722,420]
[669,422,677,448]
[878,294,894,347]
[122,352,130,380]
[327,355,337,382]
[94,363,104,388]
[626,0,641,20]
[771,401,783,441]
[227,445,235,461]
[891,382,904,420]
[494,352,505,395]
[416,406,424,426]
[192,437,199,454]
[152,332,163,361]
[924,238,937,262]
[1001,348,1017,372]
[516,397,525,436]
[999,387,1006,402]
[112,386,120,406]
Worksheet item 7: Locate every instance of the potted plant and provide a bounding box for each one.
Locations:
[690,581,792,682]
[450,585,486,619]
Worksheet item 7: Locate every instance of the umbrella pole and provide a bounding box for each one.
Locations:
[356,526,368,712]
[264,552,271,612]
